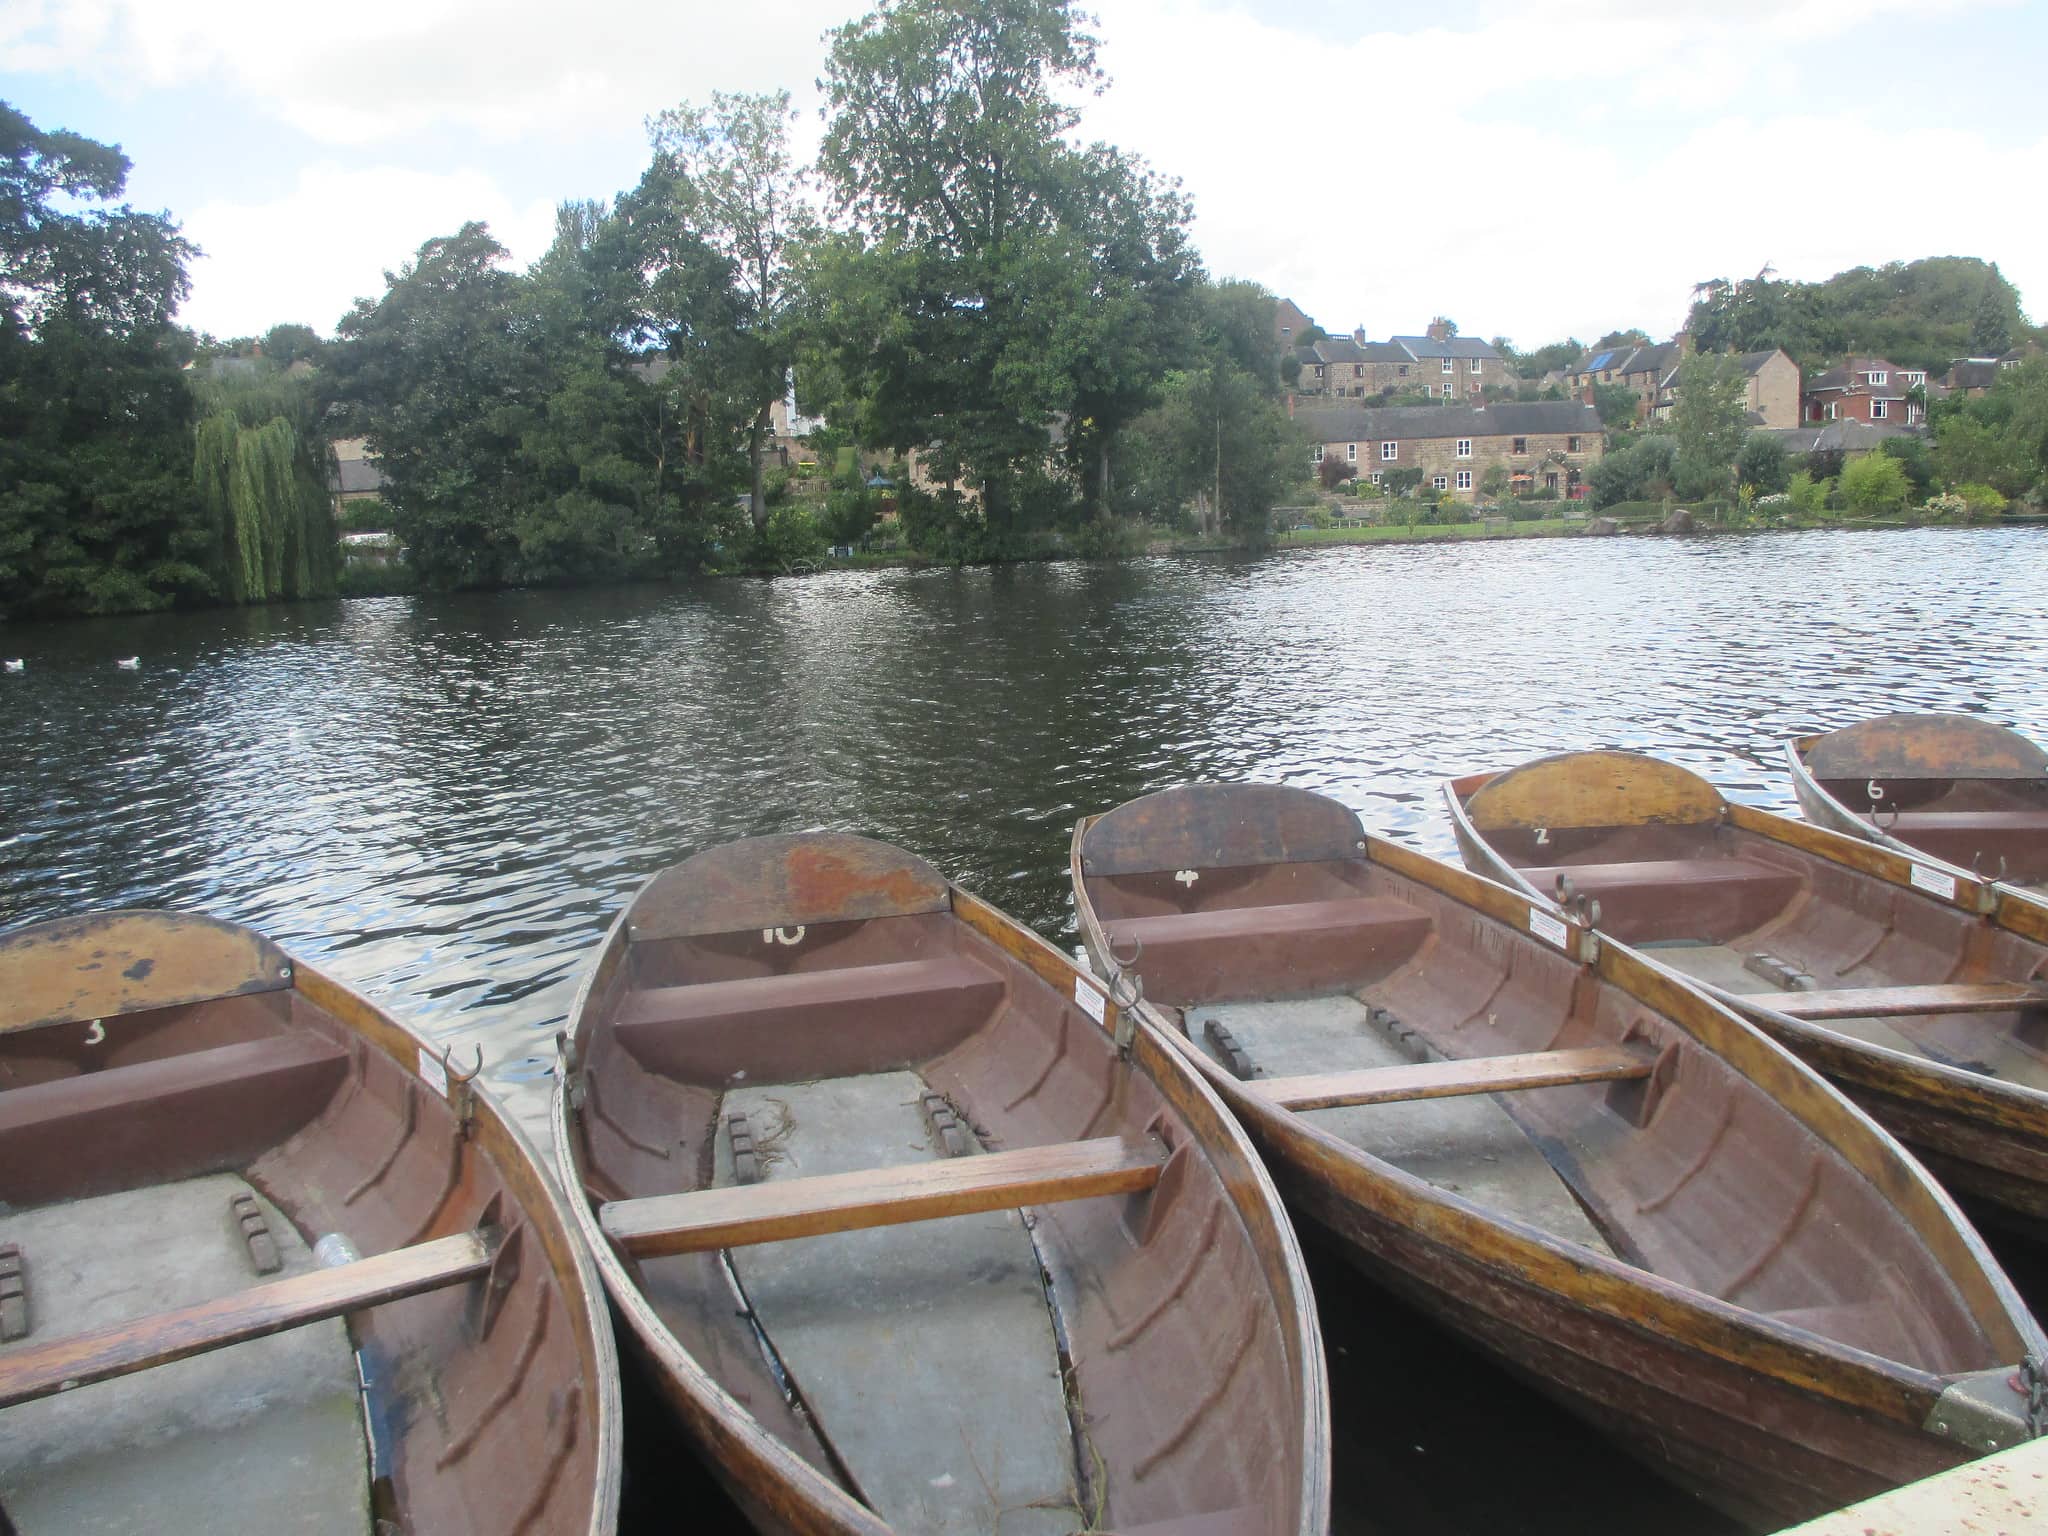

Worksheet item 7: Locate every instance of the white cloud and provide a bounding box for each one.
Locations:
[0,0,850,145]
[178,164,558,336]
[1085,0,2044,344]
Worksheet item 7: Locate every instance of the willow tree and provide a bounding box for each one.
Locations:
[190,367,337,602]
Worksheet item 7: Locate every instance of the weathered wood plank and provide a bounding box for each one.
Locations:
[1764,983,2047,1021]
[1252,1047,1653,1112]
[600,1135,1167,1257]
[0,1230,491,1409]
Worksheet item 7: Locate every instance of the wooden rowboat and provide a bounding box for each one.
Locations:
[553,833,1328,1536]
[1786,713,2048,898]
[1445,749,2048,1225]
[0,910,621,1534]
[1069,783,2047,1528]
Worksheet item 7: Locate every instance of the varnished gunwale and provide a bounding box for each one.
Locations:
[1069,806,2046,1523]
[0,909,624,1536]
[1445,759,2048,1220]
[552,862,1331,1536]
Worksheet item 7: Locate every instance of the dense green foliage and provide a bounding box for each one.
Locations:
[1930,358,2048,498]
[1686,257,2037,373]
[0,101,210,618]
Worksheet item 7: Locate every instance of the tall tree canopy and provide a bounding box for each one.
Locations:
[0,101,210,618]
[645,92,817,530]
[813,0,1200,536]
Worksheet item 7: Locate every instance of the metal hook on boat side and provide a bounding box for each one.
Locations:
[1972,852,2010,884]
[1103,934,1145,1053]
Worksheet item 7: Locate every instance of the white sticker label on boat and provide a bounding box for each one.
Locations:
[1529,907,1570,949]
[417,1046,449,1099]
[1909,863,1958,901]
[1075,976,1108,1025]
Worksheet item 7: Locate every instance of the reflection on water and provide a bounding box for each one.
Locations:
[5,527,2046,1532]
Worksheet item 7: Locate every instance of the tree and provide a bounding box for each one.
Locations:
[329,223,539,588]
[1670,352,1749,500]
[645,92,818,531]
[1590,382,1639,427]
[1592,328,1650,351]
[815,0,1194,537]
[190,361,337,603]
[1478,461,1510,501]
[1587,435,1676,507]
[1735,432,1790,495]
[0,101,211,618]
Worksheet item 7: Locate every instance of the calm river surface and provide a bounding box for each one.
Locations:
[6,526,2048,1531]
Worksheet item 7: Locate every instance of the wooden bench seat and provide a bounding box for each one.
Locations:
[600,1134,1166,1257]
[1763,982,2048,1022]
[1252,1047,1654,1112]
[1516,857,1804,944]
[613,956,1007,1085]
[0,1033,351,1207]
[1101,896,1431,1006]
[0,1230,490,1410]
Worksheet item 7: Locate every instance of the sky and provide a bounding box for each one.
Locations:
[3,0,2044,351]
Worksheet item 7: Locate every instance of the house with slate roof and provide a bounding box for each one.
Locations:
[1570,339,1800,428]
[1942,344,2038,397]
[1291,318,1507,402]
[1295,400,1604,501]
[1802,357,1930,426]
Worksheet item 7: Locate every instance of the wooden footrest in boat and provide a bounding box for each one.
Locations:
[1762,982,2048,1021]
[0,1230,492,1410]
[1251,1047,1654,1113]
[599,1134,1168,1257]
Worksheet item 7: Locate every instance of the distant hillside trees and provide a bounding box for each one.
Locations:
[1686,257,2036,373]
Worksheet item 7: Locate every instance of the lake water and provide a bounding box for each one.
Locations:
[6,525,2047,1531]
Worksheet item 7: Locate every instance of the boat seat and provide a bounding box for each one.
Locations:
[0,1033,351,1207]
[600,1132,1167,1256]
[1101,896,1431,1006]
[1763,982,2047,1021]
[612,956,1006,1086]
[1516,857,1803,944]
[1879,810,2048,835]
[1253,1047,1654,1112]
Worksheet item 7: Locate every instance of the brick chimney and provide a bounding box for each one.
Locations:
[1352,326,1367,345]
[1427,317,1454,342]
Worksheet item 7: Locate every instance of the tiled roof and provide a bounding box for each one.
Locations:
[1394,334,1503,361]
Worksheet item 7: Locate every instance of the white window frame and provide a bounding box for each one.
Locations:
[1456,469,1472,491]
[1469,358,1483,374]
[1311,444,1324,463]
[1432,475,1448,491]
[1441,382,1454,398]
[1345,442,1358,462]
[1455,439,1472,459]
[1905,371,1925,386]
[1368,471,1383,485]
[1380,441,1397,461]
[1867,371,1887,386]
[1441,358,1454,374]
[1871,398,1888,419]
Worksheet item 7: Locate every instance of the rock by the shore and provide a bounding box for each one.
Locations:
[1583,516,1619,537]
[1657,508,1696,534]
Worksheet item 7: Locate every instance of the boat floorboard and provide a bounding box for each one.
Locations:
[0,1173,369,1536]
[1187,998,1615,1256]
[713,1072,1081,1536]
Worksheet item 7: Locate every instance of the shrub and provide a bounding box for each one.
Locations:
[1955,482,2008,517]
[1839,454,1912,516]
[821,486,877,546]
[1735,434,1790,496]
[757,503,827,572]
[1922,492,1970,523]
[1316,454,1353,491]
[1305,505,1336,529]
[1785,470,1833,517]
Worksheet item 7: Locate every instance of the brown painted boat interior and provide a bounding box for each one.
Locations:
[1450,752,2048,1100]
[563,834,1315,1536]
[1796,714,2048,892]
[1075,784,2032,1386]
[0,911,614,1536]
